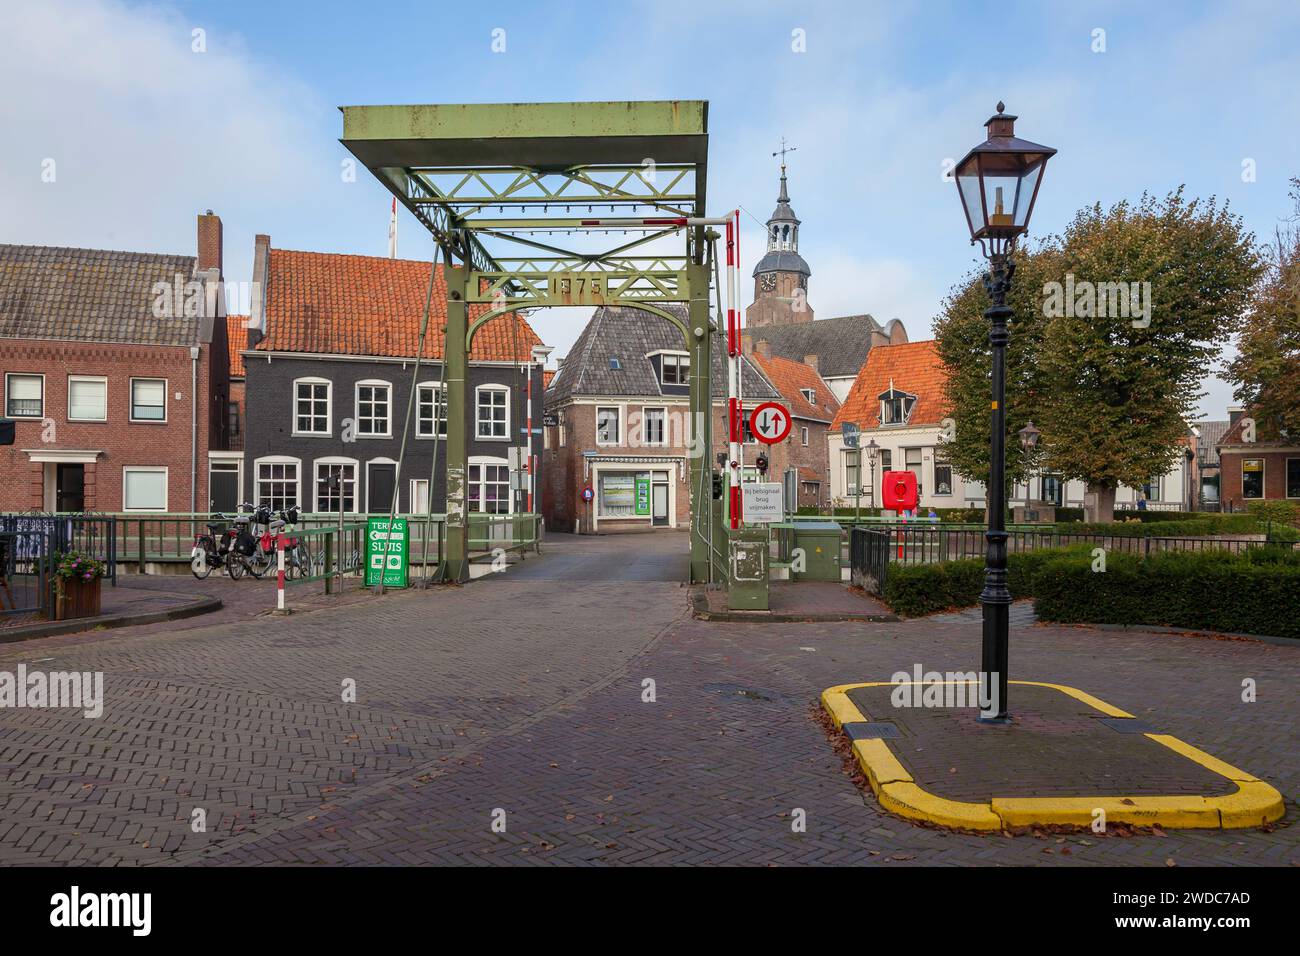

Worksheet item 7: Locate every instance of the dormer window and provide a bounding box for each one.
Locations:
[800,387,816,406]
[878,386,916,426]
[660,353,690,385]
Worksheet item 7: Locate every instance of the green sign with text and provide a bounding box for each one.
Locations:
[366,517,409,588]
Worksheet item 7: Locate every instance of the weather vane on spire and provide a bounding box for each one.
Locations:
[772,137,797,171]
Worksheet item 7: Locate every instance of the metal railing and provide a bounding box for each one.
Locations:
[0,513,116,586]
[3,511,541,574]
[0,529,49,621]
[849,527,891,594]
[283,523,367,588]
[877,526,1272,567]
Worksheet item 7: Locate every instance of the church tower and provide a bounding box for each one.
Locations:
[746,159,814,328]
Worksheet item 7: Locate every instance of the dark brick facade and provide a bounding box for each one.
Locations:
[242,354,543,514]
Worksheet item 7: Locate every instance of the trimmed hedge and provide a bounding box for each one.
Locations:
[882,545,1093,617]
[1068,513,1293,538]
[1033,548,1300,638]
[882,545,1300,638]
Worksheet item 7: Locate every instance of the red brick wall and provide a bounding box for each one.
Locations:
[1219,448,1300,509]
[542,399,833,529]
[1,341,220,512]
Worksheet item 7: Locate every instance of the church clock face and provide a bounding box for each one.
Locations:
[759,272,777,293]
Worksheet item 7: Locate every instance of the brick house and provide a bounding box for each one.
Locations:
[744,341,840,509]
[1216,407,1300,510]
[542,305,783,533]
[239,238,546,516]
[829,340,1192,513]
[0,213,230,513]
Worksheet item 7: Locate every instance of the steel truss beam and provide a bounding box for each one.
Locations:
[341,101,716,585]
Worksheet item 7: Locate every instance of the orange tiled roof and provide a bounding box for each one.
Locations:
[751,352,840,422]
[831,340,947,430]
[257,248,543,361]
[543,369,555,389]
[227,313,249,378]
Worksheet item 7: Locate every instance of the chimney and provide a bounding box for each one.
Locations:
[755,338,771,359]
[247,234,270,349]
[803,353,818,373]
[1228,406,1245,427]
[740,330,753,355]
[197,210,223,276]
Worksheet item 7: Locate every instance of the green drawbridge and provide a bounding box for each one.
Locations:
[339,100,730,585]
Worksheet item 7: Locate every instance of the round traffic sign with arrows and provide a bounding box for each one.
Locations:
[749,401,792,445]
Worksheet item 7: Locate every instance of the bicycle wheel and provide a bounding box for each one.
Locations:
[226,554,247,580]
[191,550,213,579]
[246,546,273,580]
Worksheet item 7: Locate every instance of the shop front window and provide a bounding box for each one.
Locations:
[1242,459,1263,499]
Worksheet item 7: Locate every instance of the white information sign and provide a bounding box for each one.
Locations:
[742,482,784,524]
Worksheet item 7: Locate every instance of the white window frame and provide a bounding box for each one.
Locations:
[934,458,955,497]
[468,454,512,515]
[416,380,447,439]
[596,405,622,446]
[312,456,359,514]
[292,377,332,437]
[121,465,169,513]
[254,455,302,511]
[642,406,667,447]
[1242,458,1264,500]
[4,372,44,419]
[800,387,816,406]
[129,376,168,423]
[801,425,809,446]
[67,374,108,422]
[657,352,691,386]
[410,478,431,515]
[355,379,393,439]
[475,384,510,440]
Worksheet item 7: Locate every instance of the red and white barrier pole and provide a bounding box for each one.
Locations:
[525,366,534,513]
[276,537,286,612]
[725,209,744,530]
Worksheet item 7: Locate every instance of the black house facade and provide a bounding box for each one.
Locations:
[237,240,546,516]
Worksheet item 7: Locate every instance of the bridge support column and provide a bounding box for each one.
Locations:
[687,261,713,584]
[435,262,471,584]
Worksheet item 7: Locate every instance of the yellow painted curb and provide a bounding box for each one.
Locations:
[820,680,1285,832]
[992,796,1221,829]
[879,782,1003,831]
[1214,781,1287,827]
[820,686,867,731]
[851,738,912,789]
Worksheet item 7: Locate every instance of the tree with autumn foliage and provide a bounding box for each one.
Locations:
[933,245,1063,492]
[936,189,1260,520]
[1227,178,1300,441]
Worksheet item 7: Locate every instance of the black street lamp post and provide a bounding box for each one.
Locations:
[953,103,1055,722]
[866,438,879,510]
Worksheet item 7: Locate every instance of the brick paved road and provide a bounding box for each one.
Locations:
[0,531,1294,865]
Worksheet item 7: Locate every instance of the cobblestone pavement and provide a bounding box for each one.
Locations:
[0,531,1294,866]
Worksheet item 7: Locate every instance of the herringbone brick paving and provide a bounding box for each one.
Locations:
[0,532,1294,865]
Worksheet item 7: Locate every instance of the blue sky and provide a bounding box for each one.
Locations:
[3,0,1298,418]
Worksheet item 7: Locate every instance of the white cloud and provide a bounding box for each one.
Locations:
[0,0,324,285]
